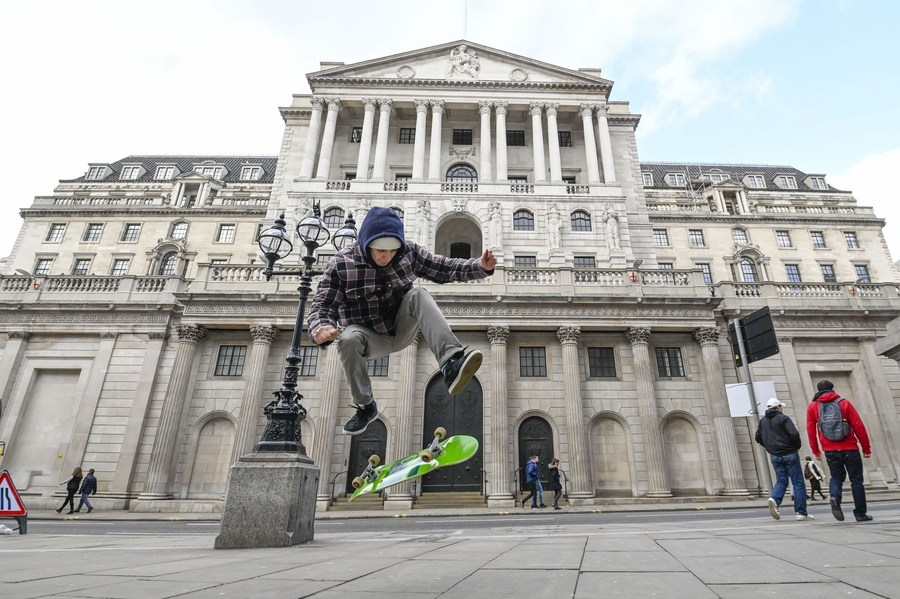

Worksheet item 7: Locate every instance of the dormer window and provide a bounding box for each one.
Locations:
[155,165,176,180]
[701,173,730,183]
[808,176,827,190]
[665,173,686,187]
[120,165,142,180]
[86,166,108,180]
[746,175,765,189]
[642,172,654,186]
[195,165,224,180]
[777,175,797,189]
[240,166,262,181]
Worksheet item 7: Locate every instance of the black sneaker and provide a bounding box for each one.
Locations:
[830,497,844,521]
[442,348,483,395]
[855,514,873,522]
[343,401,378,435]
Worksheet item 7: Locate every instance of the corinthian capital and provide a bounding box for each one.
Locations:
[625,327,651,345]
[479,101,493,115]
[529,102,544,116]
[556,326,581,344]
[692,327,720,346]
[487,325,510,344]
[177,323,207,344]
[250,325,279,344]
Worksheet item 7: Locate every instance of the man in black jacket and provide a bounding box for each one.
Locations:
[755,398,812,521]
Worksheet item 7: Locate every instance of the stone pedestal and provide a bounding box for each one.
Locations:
[214,452,319,549]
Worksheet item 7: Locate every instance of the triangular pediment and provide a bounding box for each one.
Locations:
[308,40,612,91]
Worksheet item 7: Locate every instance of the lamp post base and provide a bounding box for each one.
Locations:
[215,452,319,549]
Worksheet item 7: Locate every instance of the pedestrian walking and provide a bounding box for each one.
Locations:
[804,456,827,500]
[548,458,563,510]
[74,468,97,513]
[56,467,83,514]
[755,398,812,520]
[806,380,873,522]
[520,456,541,509]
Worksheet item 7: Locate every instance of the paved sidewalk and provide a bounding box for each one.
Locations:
[3,497,899,598]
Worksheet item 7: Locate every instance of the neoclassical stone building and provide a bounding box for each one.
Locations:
[1,41,899,512]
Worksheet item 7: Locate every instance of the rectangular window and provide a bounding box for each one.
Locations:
[747,175,765,188]
[46,223,66,242]
[35,258,53,275]
[514,255,537,268]
[344,172,356,180]
[785,264,802,283]
[86,166,105,180]
[120,166,141,180]
[808,176,827,190]
[155,166,175,180]
[732,229,749,245]
[573,256,596,269]
[316,252,334,267]
[652,229,669,246]
[72,258,91,276]
[688,229,705,247]
[350,127,363,143]
[171,222,188,240]
[83,223,103,242]
[452,129,473,145]
[240,166,262,180]
[297,346,318,377]
[642,172,654,186]
[122,224,141,242]
[655,347,685,377]
[216,224,236,243]
[367,356,390,377]
[519,346,547,377]
[696,262,713,285]
[666,173,686,186]
[810,231,826,249]
[398,128,415,144]
[558,131,572,147]
[562,176,576,184]
[196,166,223,179]
[820,264,836,283]
[111,259,131,276]
[506,130,526,146]
[854,265,870,283]
[587,347,616,378]
[775,230,792,248]
[778,175,797,189]
[215,345,247,376]
[209,259,228,266]
[395,174,411,181]
[843,231,860,249]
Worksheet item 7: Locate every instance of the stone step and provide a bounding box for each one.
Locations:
[327,493,383,511]
[413,492,486,509]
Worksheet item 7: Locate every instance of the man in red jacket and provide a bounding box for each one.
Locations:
[806,380,873,522]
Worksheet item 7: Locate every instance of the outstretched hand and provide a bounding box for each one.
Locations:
[313,325,339,346]
[480,249,496,271]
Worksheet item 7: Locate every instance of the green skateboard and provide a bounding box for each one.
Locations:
[349,427,479,501]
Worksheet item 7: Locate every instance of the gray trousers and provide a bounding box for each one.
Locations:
[336,288,462,405]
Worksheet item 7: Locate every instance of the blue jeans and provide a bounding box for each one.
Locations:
[536,480,544,505]
[825,449,867,517]
[770,452,808,515]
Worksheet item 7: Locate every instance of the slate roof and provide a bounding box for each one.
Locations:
[639,162,845,193]
[62,155,279,184]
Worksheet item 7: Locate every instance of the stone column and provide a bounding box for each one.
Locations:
[545,102,562,183]
[314,343,343,508]
[625,327,672,497]
[487,326,513,506]
[412,99,429,181]
[595,102,617,183]
[354,98,377,180]
[231,325,278,463]
[580,103,601,184]
[427,100,444,181]
[557,327,592,501]
[693,327,749,496]
[371,98,393,182]
[140,323,207,499]
[494,101,508,181]
[479,101,493,181]
[299,97,324,180]
[384,335,420,509]
[529,102,547,183]
[858,337,899,485]
[314,98,341,180]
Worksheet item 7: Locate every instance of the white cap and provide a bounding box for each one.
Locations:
[369,236,402,250]
[766,398,783,409]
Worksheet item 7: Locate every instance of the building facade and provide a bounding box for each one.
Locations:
[1,41,899,512]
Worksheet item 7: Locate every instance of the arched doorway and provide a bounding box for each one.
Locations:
[346,419,387,494]
[421,375,483,492]
[517,416,553,490]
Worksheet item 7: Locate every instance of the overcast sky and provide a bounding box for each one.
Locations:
[1,0,897,262]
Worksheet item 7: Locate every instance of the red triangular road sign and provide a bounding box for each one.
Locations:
[0,470,27,517]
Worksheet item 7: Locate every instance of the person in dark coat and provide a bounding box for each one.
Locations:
[548,458,563,510]
[56,467,82,514]
[75,468,97,513]
[520,456,541,509]
[755,398,811,521]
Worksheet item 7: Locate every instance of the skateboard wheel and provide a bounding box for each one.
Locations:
[434,427,446,440]
[368,454,381,467]
[420,449,434,462]
[351,476,364,489]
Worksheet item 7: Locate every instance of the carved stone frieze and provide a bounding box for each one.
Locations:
[3,312,169,323]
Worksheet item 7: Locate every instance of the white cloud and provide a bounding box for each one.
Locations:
[829,148,900,262]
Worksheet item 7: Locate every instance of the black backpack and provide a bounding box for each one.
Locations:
[816,397,849,441]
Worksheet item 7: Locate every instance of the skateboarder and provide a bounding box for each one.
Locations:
[309,206,496,435]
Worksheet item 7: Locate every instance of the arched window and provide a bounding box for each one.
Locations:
[570,210,592,232]
[513,209,534,231]
[159,252,178,276]
[446,163,477,182]
[323,207,344,229]
[170,222,188,240]
[740,257,759,282]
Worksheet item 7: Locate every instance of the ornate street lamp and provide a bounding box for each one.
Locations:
[254,201,357,454]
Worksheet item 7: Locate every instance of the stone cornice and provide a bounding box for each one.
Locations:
[309,77,612,92]
[19,205,268,218]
